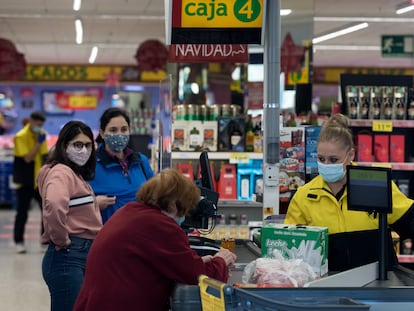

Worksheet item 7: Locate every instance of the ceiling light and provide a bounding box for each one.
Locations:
[89,46,98,64]
[75,18,83,44]
[396,3,414,15]
[315,16,414,22]
[73,0,82,11]
[280,9,292,16]
[312,22,368,44]
[313,45,380,51]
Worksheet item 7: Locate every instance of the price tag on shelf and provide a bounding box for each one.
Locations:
[371,162,392,169]
[229,153,250,164]
[372,120,393,132]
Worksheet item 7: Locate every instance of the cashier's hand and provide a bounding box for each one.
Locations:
[96,195,116,211]
[214,248,237,267]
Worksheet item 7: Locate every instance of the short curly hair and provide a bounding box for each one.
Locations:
[136,168,200,217]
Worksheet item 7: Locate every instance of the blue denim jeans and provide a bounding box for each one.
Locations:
[42,236,93,311]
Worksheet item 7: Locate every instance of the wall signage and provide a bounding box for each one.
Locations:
[166,0,265,44]
[168,44,248,63]
[381,35,414,58]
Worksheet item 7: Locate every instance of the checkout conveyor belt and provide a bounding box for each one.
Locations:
[173,239,414,310]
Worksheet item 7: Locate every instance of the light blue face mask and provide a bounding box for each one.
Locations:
[31,126,41,134]
[317,154,348,183]
[176,215,186,226]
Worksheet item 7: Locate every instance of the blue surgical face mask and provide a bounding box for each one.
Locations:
[176,215,186,226]
[104,134,129,153]
[317,155,348,183]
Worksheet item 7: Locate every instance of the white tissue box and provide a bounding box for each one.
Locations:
[261,224,328,276]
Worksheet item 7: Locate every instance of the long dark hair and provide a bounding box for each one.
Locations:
[46,121,96,180]
[96,107,130,144]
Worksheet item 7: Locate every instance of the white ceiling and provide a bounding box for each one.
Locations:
[1,0,414,68]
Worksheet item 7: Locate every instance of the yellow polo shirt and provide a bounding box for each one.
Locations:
[13,124,49,188]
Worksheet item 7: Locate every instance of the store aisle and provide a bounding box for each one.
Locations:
[0,207,49,311]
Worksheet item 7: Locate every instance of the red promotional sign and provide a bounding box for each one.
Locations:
[247,82,263,110]
[168,44,248,63]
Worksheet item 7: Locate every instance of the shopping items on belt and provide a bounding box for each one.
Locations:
[261,224,328,276]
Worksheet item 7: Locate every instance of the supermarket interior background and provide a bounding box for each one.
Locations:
[2,0,414,310]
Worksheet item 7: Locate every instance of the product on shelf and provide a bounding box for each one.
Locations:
[344,84,408,120]
[370,86,382,120]
[390,135,405,162]
[356,134,373,162]
[217,117,246,152]
[394,87,408,120]
[346,85,359,119]
[359,86,370,119]
[177,163,194,181]
[383,86,395,120]
[172,121,188,151]
[245,115,254,152]
[374,134,389,162]
[217,164,237,200]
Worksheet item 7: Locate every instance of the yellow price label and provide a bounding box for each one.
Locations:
[371,163,392,169]
[68,95,97,109]
[229,153,250,164]
[372,120,393,132]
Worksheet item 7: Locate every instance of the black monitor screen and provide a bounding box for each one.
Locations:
[199,150,214,191]
[346,165,392,214]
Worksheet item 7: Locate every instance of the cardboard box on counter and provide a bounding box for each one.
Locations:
[261,224,328,276]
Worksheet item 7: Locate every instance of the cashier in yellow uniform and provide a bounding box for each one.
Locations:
[284,113,414,272]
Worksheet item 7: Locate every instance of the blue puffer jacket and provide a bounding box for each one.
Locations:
[89,144,154,223]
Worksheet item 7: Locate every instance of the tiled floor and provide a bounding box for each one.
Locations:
[0,207,49,310]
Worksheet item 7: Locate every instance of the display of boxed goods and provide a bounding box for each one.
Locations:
[188,121,203,151]
[217,164,237,200]
[355,134,372,162]
[201,121,218,152]
[217,117,245,152]
[390,134,405,162]
[261,224,329,276]
[304,126,320,180]
[177,163,194,181]
[172,121,188,151]
[373,134,389,162]
[279,127,305,203]
[237,160,263,201]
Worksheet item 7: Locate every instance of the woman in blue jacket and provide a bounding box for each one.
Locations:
[90,107,154,223]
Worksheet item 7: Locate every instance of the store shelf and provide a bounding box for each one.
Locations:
[172,152,263,161]
[398,255,414,263]
[355,162,414,171]
[218,200,262,208]
[349,119,414,128]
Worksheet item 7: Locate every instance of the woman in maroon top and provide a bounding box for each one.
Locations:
[74,168,236,311]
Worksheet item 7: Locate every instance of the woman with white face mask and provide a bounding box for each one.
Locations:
[89,107,154,223]
[284,113,414,272]
[36,121,103,311]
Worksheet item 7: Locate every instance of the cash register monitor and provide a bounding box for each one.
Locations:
[182,151,218,230]
[346,165,392,213]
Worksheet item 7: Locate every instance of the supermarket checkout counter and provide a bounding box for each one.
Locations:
[171,239,414,310]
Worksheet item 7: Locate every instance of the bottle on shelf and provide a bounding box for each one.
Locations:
[286,113,297,127]
[253,121,263,153]
[245,114,254,152]
[229,120,243,151]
